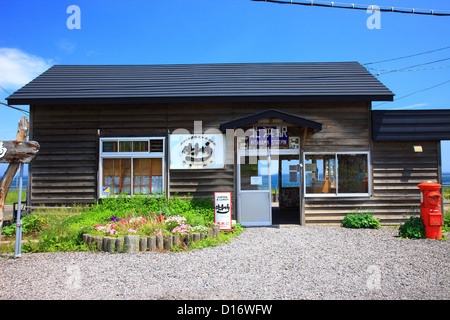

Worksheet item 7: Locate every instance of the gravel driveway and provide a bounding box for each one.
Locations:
[0,226,448,300]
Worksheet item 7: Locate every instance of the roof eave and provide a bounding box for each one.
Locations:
[7,94,395,106]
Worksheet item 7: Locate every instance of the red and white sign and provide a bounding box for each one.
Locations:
[214,192,233,231]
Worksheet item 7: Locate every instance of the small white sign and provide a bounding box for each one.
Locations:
[214,192,233,231]
[250,176,263,185]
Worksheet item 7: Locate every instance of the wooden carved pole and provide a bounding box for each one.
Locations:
[0,117,29,240]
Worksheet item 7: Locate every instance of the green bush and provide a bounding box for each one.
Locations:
[442,210,449,232]
[398,216,426,239]
[91,193,214,223]
[342,211,381,229]
[1,214,48,238]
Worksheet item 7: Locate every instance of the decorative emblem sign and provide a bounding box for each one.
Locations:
[169,134,225,169]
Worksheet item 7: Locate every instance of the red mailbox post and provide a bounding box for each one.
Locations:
[418,182,443,239]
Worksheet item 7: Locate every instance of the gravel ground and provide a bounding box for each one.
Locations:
[0,226,448,300]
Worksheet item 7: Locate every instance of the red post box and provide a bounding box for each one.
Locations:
[418,182,443,239]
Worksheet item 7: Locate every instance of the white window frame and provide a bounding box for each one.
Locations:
[303,151,371,198]
[99,137,165,198]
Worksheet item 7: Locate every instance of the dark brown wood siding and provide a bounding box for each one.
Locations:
[30,102,441,226]
[30,101,370,207]
[305,141,440,225]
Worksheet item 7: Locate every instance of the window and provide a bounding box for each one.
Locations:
[99,138,165,197]
[304,152,370,197]
[239,155,270,191]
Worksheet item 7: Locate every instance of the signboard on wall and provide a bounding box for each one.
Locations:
[214,192,233,231]
[248,126,288,148]
[169,134,225,169]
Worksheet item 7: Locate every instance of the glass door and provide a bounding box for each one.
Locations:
[273,155,301,224]
[238,153,272,226]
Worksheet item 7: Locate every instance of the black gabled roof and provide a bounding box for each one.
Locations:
[220,109,322,132]
[372,109,450,141]
[7,62,394,105]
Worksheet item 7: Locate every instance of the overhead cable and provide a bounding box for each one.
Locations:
[367,57,450,75]
[373,79,450,108]
[251,0,450,16]
[363,46,450,66]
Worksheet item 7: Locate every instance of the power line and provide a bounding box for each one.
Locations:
[367,65,450,73]
[367,57,450,75]
[0,102,29,115]
[251,0,450,16]
[373,79,450,108]
[363,46,450,66]
[0,84,11,95]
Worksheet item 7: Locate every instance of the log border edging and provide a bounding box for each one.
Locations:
[82,224,221,253]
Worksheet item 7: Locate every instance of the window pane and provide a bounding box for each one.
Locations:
[150,139,164,152]
[305,154,336,194]
[102,141,117,152]
[338,154,368,194]
[133,158,150,194]
[133,141,149,152]
[151,158,162,175]
[151,158,163,194]
[240,155,269,190]
[102,158,131,195]
[152,176,162,194]
[120,159,131,193]
[132,158,163,194]
[119,141,132,152]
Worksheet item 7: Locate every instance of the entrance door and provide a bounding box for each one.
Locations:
[272,155,301,224]
[238,153,272,226]
[238,152,301,226]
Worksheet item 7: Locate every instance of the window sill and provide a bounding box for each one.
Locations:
[305,193,371,198]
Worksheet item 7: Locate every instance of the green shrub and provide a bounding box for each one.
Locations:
[398,216,426,239]
[1,214,48,238]
[443,211,450,232]
[342,210,381,229]
[91,193,214,223]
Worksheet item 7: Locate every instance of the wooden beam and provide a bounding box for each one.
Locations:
[0,117,29,240]
[301,127,308,150]
[0,141,40,164]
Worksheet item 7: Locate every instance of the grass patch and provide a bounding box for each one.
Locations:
[1,194,243,254]
[443,187,450,200]
[443,210,450,233]
[5,189,27,204]
[187,224,244,250]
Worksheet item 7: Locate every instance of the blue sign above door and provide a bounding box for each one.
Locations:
[248,126,288,148]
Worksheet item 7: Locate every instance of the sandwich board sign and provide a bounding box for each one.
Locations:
[214,192,233,231]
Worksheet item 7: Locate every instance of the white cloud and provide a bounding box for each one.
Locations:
[392,103,428,110]
[0,48,53,90]
[57,39,76,54]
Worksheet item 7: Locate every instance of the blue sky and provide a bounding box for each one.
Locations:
[0,0,449,175]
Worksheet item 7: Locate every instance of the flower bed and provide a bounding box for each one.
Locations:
[82,224,220,253]
[81,213,221,253]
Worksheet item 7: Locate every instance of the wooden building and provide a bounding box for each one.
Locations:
[7,62,450,226]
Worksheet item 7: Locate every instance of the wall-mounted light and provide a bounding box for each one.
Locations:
[413,145,423,152]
